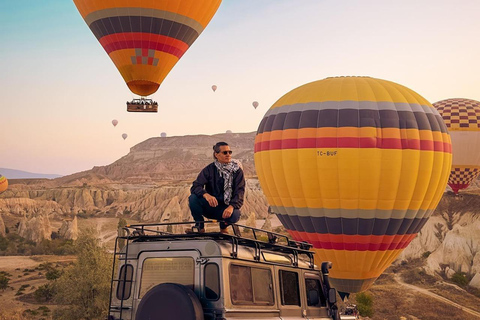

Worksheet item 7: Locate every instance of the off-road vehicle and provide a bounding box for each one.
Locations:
[107,222,340,320]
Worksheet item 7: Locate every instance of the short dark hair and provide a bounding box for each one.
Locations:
[213,142,229,159]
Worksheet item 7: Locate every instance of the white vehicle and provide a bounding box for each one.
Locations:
[107,222,341,320]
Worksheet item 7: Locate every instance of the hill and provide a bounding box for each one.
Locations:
[0,168,62,180]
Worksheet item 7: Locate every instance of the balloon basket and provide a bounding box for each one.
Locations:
[127,98,158,113]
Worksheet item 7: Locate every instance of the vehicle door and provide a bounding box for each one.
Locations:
[133,250,201,314]
[302,271,332,320]
[274,266,304,320]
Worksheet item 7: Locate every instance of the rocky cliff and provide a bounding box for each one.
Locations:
[398,193,480,289]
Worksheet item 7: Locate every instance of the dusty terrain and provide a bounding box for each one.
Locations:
[0,255,75,319]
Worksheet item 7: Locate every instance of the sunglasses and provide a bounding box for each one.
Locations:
[219,150,233,155]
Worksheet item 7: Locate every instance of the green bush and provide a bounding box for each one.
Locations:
[0,273,9,291]
[451,272,469,287]
[34,283,55,303]
[422,251,432,258]
[356,292,374,317]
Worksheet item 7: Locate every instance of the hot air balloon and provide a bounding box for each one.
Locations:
[226,130,232,134]
[252,101,259,109]
[0,174,8,194]
[73,0,222,112]
[254,76,452,294]
[161,132,167,138]
[434,98,480,194]
[112,119,118,127]
[212,85,217,92]
[122,133,128,140]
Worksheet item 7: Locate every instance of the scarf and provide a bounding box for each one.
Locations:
[214,159,241,205]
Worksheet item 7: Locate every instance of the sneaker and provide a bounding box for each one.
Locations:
[220,228,229,235]
[185,227,205,234]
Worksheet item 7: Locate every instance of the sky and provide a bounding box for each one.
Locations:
[1,0,480,176]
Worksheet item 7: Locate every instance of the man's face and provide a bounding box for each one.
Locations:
[216,145,232,164]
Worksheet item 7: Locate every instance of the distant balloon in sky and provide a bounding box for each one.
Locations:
[161,132,167,138]
[0,174,8,194]
[112,119,118,127]
[434,98,480,194]
[72,0,223,97]
[252,101,259,109]
[212,85,217,92]
[226,130,232,134]
[254,76,452,294]
[122,133,128,140]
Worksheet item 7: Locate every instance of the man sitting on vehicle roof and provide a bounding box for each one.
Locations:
[186,142,245,234]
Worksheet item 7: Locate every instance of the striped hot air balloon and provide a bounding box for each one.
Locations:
[73,0,222,96]
[254,76,452,294]
[0,174,8,194]
[434,98,480,194]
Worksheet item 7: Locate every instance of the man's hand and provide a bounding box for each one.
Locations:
[222,205,234,219]
[203,193,218,207]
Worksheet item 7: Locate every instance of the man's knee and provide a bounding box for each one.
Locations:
[229,209,241,223]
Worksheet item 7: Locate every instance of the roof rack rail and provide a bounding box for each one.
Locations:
[119,221,315,268]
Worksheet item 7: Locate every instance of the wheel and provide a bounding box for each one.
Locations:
[135,283,204,320]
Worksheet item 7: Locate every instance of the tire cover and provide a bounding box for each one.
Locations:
[136,283,204,320]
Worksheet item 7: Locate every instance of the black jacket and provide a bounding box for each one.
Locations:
[190,162,246,209]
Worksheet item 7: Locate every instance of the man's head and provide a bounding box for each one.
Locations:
[213,142,232,164]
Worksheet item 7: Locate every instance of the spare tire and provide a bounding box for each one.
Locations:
[135,283,204,320]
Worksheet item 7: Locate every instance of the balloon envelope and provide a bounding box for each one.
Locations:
[254,76,452,293]
[112,119,118,127]
[252,101,259,109]
[161,132,167,138]
[73,0,222,96]
[212,85,217,92]
[0,174,8,194]
[434,98,480,194]
[226,130,232,134]
[122,133,128,140]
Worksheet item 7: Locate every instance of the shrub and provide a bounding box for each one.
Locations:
[356,292,374,317]
[451,272,469,287]
[422,251,432,259]
[53,228,112,320]
[0,273,9,291]
[34,284,55,303]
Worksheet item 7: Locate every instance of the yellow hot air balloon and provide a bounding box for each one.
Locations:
[434,98,480,194]
[73,0,222,107]
[0,174,8,194]
[254,76,452,294]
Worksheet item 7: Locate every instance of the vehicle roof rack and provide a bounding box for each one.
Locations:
[119,221,315,269]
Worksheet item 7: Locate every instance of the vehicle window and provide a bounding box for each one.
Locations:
[116,264,133,300]
[139,257,194,298]
[279,270,300,306]
[230,265,253,304]
[205,263,220,300]
[230,264,274,305]
[252,267,274,305]
[305,278,326,307]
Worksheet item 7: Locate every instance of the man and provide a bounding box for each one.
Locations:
[186,142,245,234]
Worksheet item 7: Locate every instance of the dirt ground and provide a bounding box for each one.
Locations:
[0,255,76,319]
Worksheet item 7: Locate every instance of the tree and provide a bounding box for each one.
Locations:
[356,292,374,317]
[53,228,112,320]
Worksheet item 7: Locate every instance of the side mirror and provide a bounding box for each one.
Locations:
[328,288,337,304]
[308,289,320,306]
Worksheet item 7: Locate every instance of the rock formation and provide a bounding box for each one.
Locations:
[18,214,52,243]
[58,216,78,240]
[0,214,5,237]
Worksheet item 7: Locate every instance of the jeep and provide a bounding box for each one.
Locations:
[107,222,340,320]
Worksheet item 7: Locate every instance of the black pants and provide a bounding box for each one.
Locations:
[188,194,241,229]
